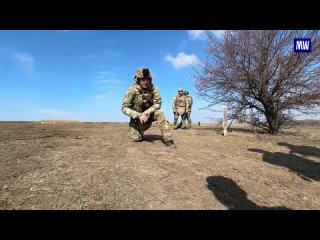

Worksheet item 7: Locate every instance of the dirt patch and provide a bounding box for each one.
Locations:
[0,122,319,209]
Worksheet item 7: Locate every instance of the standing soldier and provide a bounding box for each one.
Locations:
[121,67,176,148]
[184,91,193,128]
[172,88,189,130]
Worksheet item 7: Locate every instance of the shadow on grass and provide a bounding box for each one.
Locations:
[248,147,320,182]
[143,134,163,142]
[278,142,320,158]
[206,176,290,210]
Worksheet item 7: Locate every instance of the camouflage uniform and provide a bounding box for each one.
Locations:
[121,68,173,143]
[172,88,189,129]
[184,91,193,127]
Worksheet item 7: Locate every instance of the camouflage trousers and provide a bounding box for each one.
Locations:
[186,111,192,127]
[129,110,173,142]
[174,112,187,128]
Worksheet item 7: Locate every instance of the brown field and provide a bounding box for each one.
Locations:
[0,121,319,209]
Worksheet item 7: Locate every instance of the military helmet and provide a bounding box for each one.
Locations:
[134,68,152,81]
[178,88,183,92]
[184,91,189,95]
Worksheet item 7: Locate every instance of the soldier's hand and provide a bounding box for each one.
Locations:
[139,112,149,124]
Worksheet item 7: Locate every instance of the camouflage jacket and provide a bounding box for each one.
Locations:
[172,95,189,111]
[121,83,161,119]
[186,95,193,111]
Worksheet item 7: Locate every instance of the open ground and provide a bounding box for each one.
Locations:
[0,122,319,209]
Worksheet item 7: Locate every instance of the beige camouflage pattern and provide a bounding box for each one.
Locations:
[184,92,193,127]
[172,94,189,128]
[133,67,153,81]
[129,110,172,142]
[122,83,173,142]
[185,95,193,111]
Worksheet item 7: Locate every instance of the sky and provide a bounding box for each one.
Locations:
[1,30,318,123]
[0,30,226,123]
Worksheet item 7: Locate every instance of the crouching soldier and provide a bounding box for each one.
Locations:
[121,67,176,148]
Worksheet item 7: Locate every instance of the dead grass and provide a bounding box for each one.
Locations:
[0,122,319,209]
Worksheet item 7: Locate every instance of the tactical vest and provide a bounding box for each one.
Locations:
[175,96,186,107]
[133,85,154,113]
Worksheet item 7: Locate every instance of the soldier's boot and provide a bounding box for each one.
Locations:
[174,121,183,130]
[165,140,176,148]
[154,110,175,146]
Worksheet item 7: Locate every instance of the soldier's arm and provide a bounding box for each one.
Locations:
[121,87,141,119]
[185,96,189,112]
[144,86,162,116]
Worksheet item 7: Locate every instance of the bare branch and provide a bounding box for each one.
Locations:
[193,30,320,134]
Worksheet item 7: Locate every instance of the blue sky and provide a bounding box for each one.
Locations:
[0,30,225,123]
[1,30,318,123]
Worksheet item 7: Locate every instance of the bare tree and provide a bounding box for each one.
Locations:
[193,30,320,134]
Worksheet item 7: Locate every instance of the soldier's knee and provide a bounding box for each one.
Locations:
[155,110,168,121]
[159,120,171,131]
[154,109,164,117]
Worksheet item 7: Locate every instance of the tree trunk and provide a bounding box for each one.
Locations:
[265,105,281,134]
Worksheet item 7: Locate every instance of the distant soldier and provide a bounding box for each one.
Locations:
[172,88,189,130]
[184,91,193,128]
[121,67,176,148]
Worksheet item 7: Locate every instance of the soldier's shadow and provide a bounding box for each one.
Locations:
[143,134,163,142]
[206,176,290,210]
[248,148,320,182]
[277,142,320,158]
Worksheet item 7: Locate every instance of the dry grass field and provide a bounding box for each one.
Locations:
[0,121,319,209]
